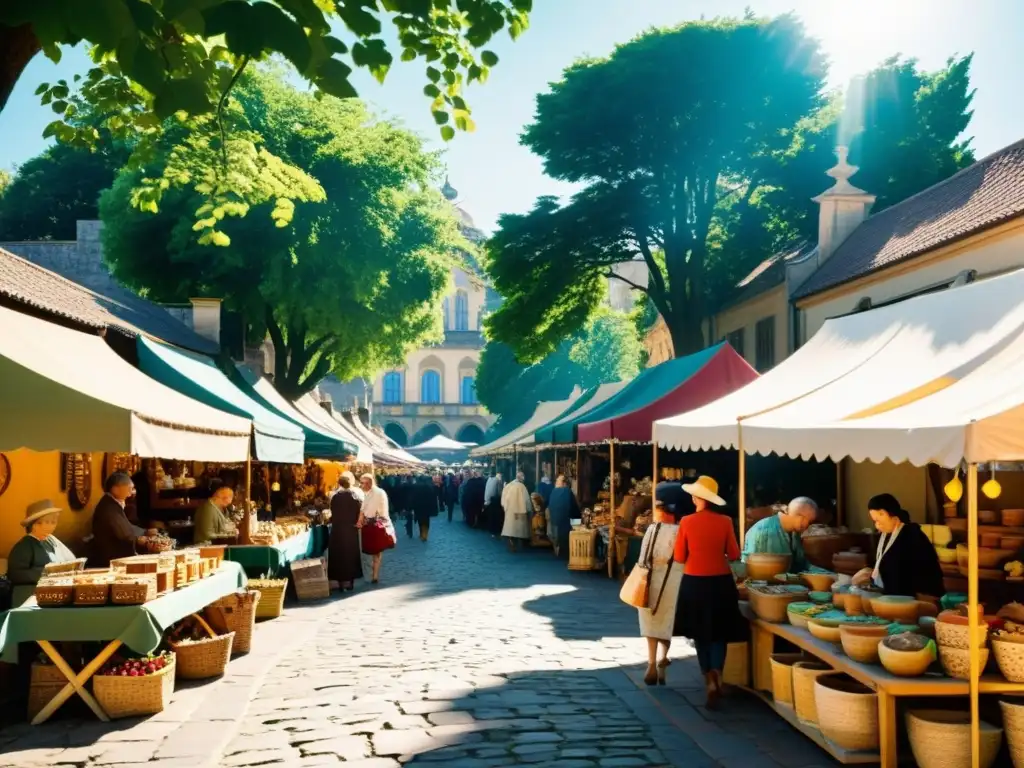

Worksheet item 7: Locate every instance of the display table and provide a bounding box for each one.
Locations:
[740,603,1021,768]
[225,526,329,578]
[0,562,246,724]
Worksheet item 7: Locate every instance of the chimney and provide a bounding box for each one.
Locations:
[812,146,875,264]
[189,298,222,347]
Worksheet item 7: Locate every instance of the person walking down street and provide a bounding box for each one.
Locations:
[637,495,682,686]
[672,475,746,710]
[328,472,364,591]
[463,471,486,527]
[398,475,414,539]
[445,473,459,522]
[500,472,533,552]
[359,474,394,584]
[483,471,504,535]
[537,474,554,507]
[412,475,438,542]
[547,476,580,558]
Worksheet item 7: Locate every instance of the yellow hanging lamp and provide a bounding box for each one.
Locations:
[982,466,1002,500]
[944,467,964,503]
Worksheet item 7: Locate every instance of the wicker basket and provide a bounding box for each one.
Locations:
[42,558,87,576]
[111,577,157,605]
[939,646,990,680]
[935,617,988,650]
[27,662,67,720]
[723,642,749,687]
[792,661,833,725]
[291,558,330,601]
[204,590,260,654]
[814,674,879,751]
[568,529,598,571]
[906,709,1003,768]
[999,699,1024,767]
[170,629,234,680]
[249,579,287,620]
[73,582,110,606]
[34,580,74,606]
[93,656,176,718]
[769,653,805,705]
[992,637,1024,683]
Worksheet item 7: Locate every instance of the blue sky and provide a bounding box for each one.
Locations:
[1,0,1020,233]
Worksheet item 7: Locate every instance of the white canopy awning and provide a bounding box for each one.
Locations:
[409,434,476,451]
[0,305,251,460]
[654,307,900,452]
[471,388,584,456]
[739,270,1024,468]
[529,381,628,446]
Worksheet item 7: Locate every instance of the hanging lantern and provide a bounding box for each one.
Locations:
[982,467,1002,500]
[944,469,964,503]
[271,481,281,492]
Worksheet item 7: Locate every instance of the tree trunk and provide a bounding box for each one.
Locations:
[0,25,40,116]
[663,306,705,357]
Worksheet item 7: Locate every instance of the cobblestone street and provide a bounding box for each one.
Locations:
[2,514,839,768]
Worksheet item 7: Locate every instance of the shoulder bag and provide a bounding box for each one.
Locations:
[619,524,661,608]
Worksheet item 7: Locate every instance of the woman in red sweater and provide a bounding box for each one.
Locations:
[673,475,746,709]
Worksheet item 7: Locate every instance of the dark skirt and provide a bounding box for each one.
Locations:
[673,573,748,644]
[328,490,363,583]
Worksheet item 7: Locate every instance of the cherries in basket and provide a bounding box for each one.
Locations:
[99,652,173,677]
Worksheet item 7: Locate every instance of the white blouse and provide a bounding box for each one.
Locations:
[361,486,390,522]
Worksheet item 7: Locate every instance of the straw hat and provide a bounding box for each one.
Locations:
[681,475,725,507]
[22,499,62,529]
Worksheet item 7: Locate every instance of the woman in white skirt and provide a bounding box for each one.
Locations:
[638,488,683,686]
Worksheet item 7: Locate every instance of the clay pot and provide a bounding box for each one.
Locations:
[956,544,1014,569]
[1003,509,1024,527]
[870,595,919,624]
[800,572,837,592]
[980,509,999,525]
[840,624,888,664]
[832,550,868,576]
[1002,535,1024,550]
[878,635,934,676]
[746,553,792,581]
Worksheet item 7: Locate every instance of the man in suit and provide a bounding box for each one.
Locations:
[91,472,146,567]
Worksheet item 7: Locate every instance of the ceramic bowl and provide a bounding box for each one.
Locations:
[809,591,832,603]
[801,572,838,592]
[746,553,792,581]
[870,596,920,624]
[808,618,843,644]
[840,624,888,664]
[878,634,935,676]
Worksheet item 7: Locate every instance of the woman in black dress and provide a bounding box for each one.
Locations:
[328,472,364,591]
[413,475,438,542]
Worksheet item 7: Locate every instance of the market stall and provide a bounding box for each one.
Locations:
[293,394,375,465]
[225,519,327,578]
[654,268,1024,768]
[0,557,246,724]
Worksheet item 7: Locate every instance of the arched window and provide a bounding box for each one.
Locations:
[421,370,441,404]
[461,375,477,405]
[441,297,450,330]
[455,290,469,331]
[384,423,409,446]
[382,372,402,404]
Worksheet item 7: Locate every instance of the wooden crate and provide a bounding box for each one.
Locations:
[291,558,330,601]
[568,529,599,571]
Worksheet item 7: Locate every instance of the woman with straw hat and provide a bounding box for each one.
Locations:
[7,499,77,606]
[672,475,746,709]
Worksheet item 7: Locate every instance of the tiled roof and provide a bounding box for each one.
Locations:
[721,241,814,311]
[0,247,218,354]
[794,138,1024,299]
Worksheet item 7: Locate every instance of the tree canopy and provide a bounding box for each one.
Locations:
[476,306,641,434]
[100,70,468,398]
[485,15,976,362]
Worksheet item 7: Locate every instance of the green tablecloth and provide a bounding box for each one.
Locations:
[224,526,329,578]
[0,562,246,663]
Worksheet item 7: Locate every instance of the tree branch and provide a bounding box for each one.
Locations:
[297,351,335,394]
[602,270,649,295]
[264,305,287,384]
[301,332,336,361]
[0,25,41,115]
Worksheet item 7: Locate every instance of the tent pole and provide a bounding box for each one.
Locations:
[652,442,658,515]
[553,448,558,479]
[575,445,580,496]
[967,463,980,768]
[836,459,845,527]
[535,450,540,491]
[738,424,746,550]
[608,440,616,579]
[242,446,253,545]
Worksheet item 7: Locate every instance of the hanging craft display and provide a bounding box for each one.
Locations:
[0,453,10,498]
[104,452,141,480]
[62,453,93,510]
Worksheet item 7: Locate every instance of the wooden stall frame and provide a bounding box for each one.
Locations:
[738,423,747,548]
[608,440,616,578]
[967,462,980,768]
[32,639,122,724]
[651,443,658,515]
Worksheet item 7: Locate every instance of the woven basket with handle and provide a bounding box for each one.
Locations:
[169,614,234,679]
[204,590,260,654]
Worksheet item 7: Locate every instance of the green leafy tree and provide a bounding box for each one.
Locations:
[0,141,130,240]
[1,1,532,242]
[476,307,642,433]
[0,169,10,198]
[100,70,468,398]
[709,55,976,310]
[485,15,828,361]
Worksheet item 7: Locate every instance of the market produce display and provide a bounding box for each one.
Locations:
[98,652,173,678]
